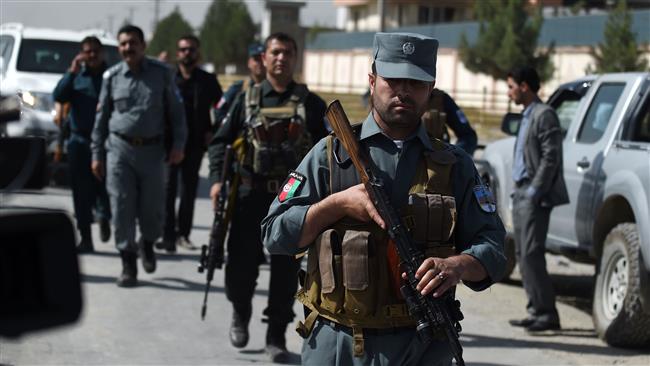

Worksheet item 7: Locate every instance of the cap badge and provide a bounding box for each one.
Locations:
[402,42,415,55]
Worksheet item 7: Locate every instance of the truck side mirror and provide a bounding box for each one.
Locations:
[501,112,522,136]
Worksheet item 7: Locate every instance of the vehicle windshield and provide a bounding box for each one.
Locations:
[16,39,120,74]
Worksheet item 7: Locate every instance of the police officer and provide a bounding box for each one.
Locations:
[211,43,266,129]
[261,32,506,365]
[53,36,111,253]
[157,35,223,253]
[422,88,478,156]
[91,25,187,287]
[208,32,328,362]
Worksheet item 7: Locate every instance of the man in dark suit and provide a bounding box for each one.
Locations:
[506,66,569,332]
[157,34,223,252]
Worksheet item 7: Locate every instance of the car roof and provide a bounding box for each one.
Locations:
[0,23,117,46]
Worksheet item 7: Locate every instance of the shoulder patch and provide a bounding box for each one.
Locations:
[473,184,496,213]
[278,171,305,202]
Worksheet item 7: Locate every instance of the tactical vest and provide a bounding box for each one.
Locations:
[421,89,449,141]
[296,126,458,356]
[239,83,312,179]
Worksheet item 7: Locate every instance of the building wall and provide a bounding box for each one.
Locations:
[303,45,650,114]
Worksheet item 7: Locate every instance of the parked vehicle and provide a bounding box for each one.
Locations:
[476,72,650,347]
[0,23,119,156]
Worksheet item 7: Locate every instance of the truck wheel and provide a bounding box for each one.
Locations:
[593,223,650,347]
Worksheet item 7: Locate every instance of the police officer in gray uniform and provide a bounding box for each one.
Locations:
[91,25,187,287]
[261,33,506,365]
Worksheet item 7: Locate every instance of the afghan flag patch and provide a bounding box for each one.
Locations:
[278,171,305,202]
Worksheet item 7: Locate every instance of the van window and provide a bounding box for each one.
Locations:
[16,39,120,74]
[577,83,625,143]
[0,35,15,73]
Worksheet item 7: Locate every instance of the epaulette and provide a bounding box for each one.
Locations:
[102,63,122,80]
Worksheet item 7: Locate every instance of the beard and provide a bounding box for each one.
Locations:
[180,56,197,67]
[372,93,425,129]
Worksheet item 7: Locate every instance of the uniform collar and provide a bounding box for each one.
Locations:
[122,57,149,76]
[360,112,433,151]
[81,63,107,77]
[261,79,296,97]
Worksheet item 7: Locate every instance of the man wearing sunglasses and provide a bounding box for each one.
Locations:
[157,35,223,253]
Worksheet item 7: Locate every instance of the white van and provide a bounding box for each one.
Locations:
[0,23,120,153]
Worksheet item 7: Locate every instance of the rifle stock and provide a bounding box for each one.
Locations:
[325,100,465,366]
[198,144,238,320]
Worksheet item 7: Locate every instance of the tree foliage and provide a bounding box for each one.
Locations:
[147,6,194,61]
[589,0,648,73]
[458,0,554,81]
[199,0,256,72]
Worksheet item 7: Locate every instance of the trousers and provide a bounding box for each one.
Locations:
[106,135,166,252]
[67,135,111,231]
[512,184,559,323]
[163,147,204,241]
[225,187,300,325]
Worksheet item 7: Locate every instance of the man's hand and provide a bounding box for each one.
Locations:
[404,254,488,298]
[69,53,85,74]
[168,148,185,165]
[91,160,105,181]
[336,183,385,229]
[210,182,223,210]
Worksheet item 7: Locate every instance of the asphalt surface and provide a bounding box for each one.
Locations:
[1,159,649,365]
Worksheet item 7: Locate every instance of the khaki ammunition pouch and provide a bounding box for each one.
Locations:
[296,130,459,356]
[241,84,312,179]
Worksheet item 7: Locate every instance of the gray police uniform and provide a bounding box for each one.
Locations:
[261,113,507,365]
[261,32,506,365]
[91,57,187,252]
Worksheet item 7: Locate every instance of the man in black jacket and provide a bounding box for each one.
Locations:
[506,66,569,332]
[158,35,223,252]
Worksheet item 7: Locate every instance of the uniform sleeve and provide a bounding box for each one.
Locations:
[166,70,187,151]
[91,74,113,161]
[213,82,243,127]
[305,93,329,143]
[207,93,245,184]
[52,72,75,103]
[261,139,330,256]
[451,150,507,290]
[443,92,477,156]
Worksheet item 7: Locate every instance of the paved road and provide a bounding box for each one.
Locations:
[1,159,649,365]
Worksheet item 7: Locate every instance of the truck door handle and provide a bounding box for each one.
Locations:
[577,157,590,169]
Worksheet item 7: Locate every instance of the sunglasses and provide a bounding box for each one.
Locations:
[178,47,197,53]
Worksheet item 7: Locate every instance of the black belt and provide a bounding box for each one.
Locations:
[318,317,413,336]
[515,178,531,188]
[113,132,162,146]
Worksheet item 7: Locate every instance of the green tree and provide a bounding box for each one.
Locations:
[459,0,554,82]
[589,0,648,73]
[147,6,194,61]
[199,0,256,73]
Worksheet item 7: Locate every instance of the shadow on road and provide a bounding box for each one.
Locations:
[462,332,647,357]
[500,273,594,315]
[79,273,269,296]
[237,349,301,365]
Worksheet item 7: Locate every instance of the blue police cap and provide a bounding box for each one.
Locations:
[373,32,438,82]
[248,43,265,57]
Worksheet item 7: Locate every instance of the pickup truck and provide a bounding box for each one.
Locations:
[476,72,650,348]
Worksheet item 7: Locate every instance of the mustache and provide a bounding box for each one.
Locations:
[390,97,416,109]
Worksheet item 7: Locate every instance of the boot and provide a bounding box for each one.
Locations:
[117,251,138,287]
[229,304,251,348]
[77,227,94,253]
[265,321,290,364]
[98,218,111,243]
[140,239,157,273]
[155,237,176,253]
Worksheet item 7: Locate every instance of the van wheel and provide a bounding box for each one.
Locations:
[593,223,650,347]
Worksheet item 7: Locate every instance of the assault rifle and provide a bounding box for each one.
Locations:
[198,144,239,320]
[325,100,466,366]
